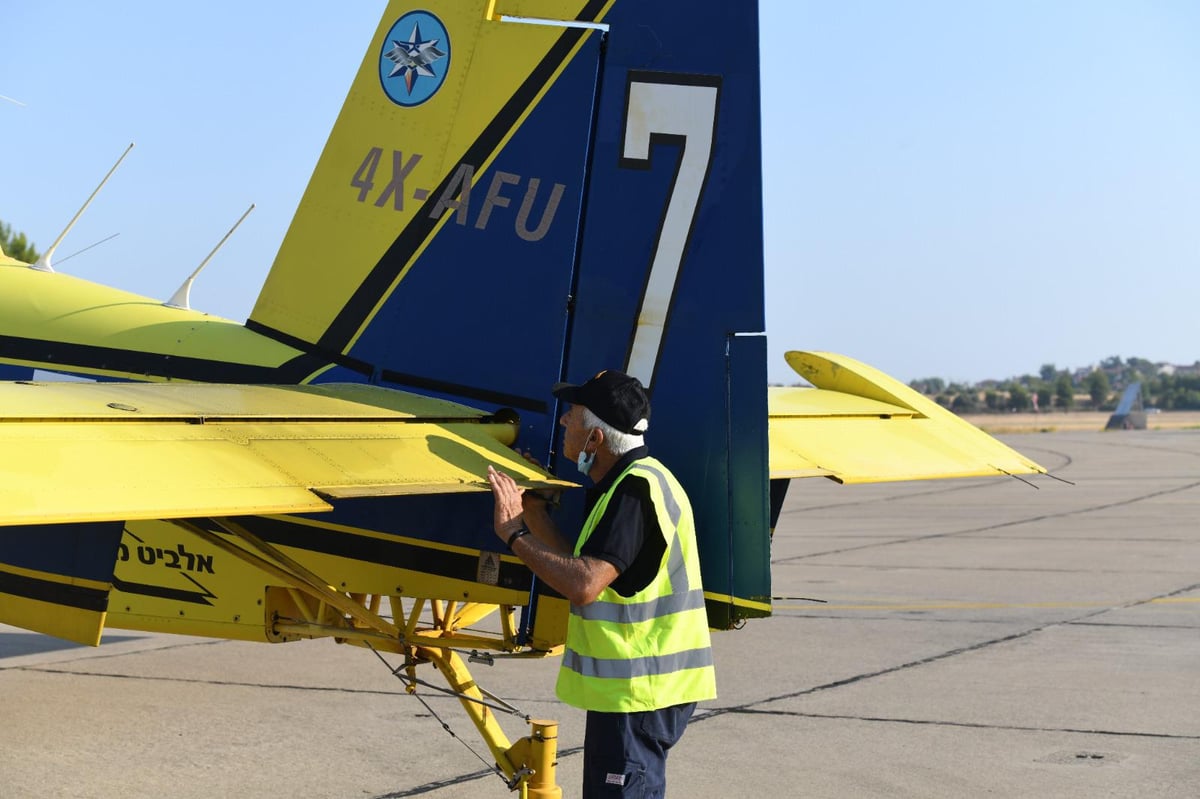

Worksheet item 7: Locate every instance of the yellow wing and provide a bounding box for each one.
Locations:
[0,381,573,647]
[770,351,1046,484]
[0,381,573,527]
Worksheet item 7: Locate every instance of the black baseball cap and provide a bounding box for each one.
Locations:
[552,370,650,435]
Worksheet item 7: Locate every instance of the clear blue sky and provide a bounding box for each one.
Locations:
[5,2,1199,385]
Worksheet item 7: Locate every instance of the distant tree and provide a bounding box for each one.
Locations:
[1008,385,1031,411]
[1086,370,1110,408]
[1040,363,1058,382]
[984,390,1001,411]
[0,220,39,263]
[1126,357,1155,383]
[1100,355,1124,371]
[952,392,979,413]
[1036,387,1052,411]
[1155,375,1200,410]
[1055,374,1074,410]
[909,377,945,395]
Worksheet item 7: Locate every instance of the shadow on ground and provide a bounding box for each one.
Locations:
[0,632,145,660]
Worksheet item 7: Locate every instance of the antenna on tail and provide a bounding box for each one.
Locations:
[33,143,134,273]
[164,203,255,310]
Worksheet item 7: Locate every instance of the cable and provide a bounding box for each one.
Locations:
[366,643,527,786]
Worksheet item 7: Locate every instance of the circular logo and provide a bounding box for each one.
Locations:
[379,11,451,107]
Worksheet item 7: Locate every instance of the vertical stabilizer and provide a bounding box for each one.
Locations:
[247,0,771,626]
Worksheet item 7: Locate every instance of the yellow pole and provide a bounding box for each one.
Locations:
[420,646,517,772]
[417,647,563,797]
[523,720,562,799]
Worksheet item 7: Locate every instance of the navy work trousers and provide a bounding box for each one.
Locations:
[582,702,696,798]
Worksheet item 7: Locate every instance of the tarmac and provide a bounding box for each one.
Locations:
[1,430,1198,798]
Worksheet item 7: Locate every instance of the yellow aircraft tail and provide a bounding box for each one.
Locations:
[248,1,608,391]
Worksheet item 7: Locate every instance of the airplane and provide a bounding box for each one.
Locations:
[1105,382,1148,430]
[0,1,1046,795]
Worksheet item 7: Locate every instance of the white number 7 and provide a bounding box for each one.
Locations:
[619,73,721,391]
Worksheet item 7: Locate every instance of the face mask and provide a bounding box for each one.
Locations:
[576,432,597,476]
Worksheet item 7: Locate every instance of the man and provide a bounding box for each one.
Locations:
[487,370,716,798]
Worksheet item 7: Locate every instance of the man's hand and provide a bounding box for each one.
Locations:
[488,464,617,605]
[487,465,526,543]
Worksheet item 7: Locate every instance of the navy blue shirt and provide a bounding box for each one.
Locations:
[578,446,667,597]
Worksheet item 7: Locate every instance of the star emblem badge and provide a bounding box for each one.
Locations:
[383,22,447,95]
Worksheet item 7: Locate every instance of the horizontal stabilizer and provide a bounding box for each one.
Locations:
[0,566,110,646]
[0,521,124,646]
[0,263,317,383]
[0,382,574,527]
[770,351,1046,484]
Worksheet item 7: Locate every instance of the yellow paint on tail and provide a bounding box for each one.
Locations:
[251,0,604,349]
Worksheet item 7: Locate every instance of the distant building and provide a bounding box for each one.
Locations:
[1171,362,1200,377]
[1156,362,1200,378]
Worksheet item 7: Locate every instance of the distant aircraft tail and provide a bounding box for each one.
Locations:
[247,0,771,626]
[1105,382,1147,430]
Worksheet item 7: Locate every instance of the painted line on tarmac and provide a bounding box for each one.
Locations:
[728,708,1200,741]
[700,580,1200,728]
[371,745,587,798]
[773,478,1200,565]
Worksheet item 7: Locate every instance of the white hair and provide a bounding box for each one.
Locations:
[581,407,645,456]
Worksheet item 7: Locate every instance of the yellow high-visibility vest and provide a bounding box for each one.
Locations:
[555,456,717,712]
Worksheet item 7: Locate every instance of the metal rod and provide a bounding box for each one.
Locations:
[34,143,134,273]
[210,516,401,638]
[165,203,255,309]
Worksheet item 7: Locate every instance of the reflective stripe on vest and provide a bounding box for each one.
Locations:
[571,587,707,624]
[561,645,714,680]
